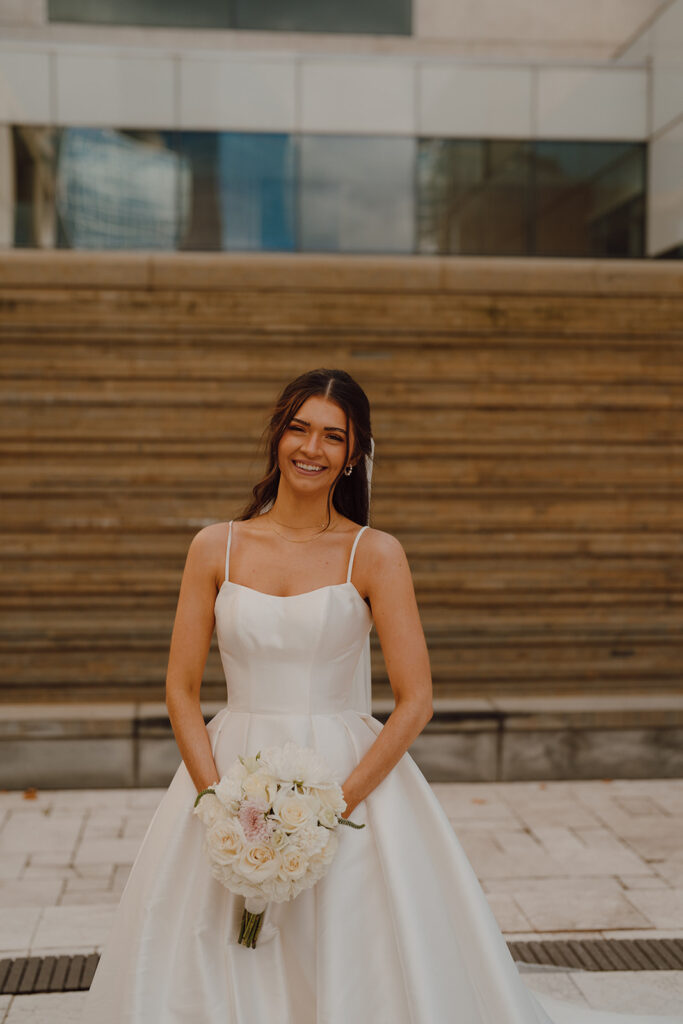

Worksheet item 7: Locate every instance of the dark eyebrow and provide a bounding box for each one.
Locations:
[291,417,347,434]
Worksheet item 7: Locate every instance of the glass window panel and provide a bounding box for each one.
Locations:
[48,0,411,33]
[299,135,415,253]
[172,132,222,251]
[10,126,59,248]
[55,128,191,249]
[48,0,231,28]
[417,139,532,255]
[234,0,411,35]
[533,141,646,257]
[215,134,296,251]
[8,123,651,258]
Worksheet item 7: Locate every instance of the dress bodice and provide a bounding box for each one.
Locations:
[214,520,373,715]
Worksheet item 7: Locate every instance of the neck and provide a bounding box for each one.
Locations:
[265,481,341,529]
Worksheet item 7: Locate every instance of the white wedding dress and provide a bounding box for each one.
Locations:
[81,521,683,1023]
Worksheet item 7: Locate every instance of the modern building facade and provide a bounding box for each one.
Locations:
[0,0,681,257]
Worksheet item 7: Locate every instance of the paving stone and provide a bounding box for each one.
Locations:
[527,825,650,876]
[614,795,669,817]
[622,889,683,930]
[612,822,683,862]
[484,877,625,896]
[484,893,534,931]
[125,790,165,809]
[0,814,82,855]
[64,876,113,893]
[0,856,26,881]
[70,864,112,881]
[20,866,79,883]
[655,861,683,886]
[32,905,115,951]
[59,891,121,905]
[514,890,652,932]
[0,880,63,908]
[571,970,683,1015]
[617,874,669,890]
[49,790,131,810]
[521,971,591,1005]
[0,909,41,954]
[121,813,155,839]
[431,786,517,821]
[73,838,142,866]
[81,813,125,840]
[25,852,75,868]
[4,991,87,1022]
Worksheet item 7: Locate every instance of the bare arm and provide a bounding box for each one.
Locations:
[341,531,434,817]
[165,525,222,794]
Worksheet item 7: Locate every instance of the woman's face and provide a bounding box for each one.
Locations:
[277,395,355,492]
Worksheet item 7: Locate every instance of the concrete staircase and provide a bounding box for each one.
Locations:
[1,251,682,783]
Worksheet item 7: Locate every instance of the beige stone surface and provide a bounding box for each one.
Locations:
[0,778,681,971]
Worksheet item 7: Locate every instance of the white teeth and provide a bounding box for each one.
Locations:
[294,461,324,472]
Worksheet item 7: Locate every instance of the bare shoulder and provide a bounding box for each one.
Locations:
[359,527,409,575]
[185,521,229,586]
[190,521,228,552]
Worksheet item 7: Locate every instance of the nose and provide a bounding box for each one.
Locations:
[300,433,323,455]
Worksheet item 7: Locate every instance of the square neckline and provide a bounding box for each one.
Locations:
[216,520,371,613]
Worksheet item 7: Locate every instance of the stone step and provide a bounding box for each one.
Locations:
[1,695,682,787]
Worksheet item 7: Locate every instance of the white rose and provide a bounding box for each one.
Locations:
[278,847,308,880]
[206,818,245,865]
[237,843,280,883]
[270,827,288,849]
[318,806,338,829]
[272,790,318,831]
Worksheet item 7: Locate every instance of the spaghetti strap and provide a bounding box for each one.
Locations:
[346,524,368,583]
[224,520,233,584]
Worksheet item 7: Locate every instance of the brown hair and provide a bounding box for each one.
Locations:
[237,369,373,528]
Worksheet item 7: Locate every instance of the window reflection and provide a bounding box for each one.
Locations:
[216,133,296,251]
[417,137,646,258]
[48,0,411,35]
[56,128,191,249]
[300,135,415,253]
[418,139,531,255]
[534,142,646,257]
[6,125,648,258]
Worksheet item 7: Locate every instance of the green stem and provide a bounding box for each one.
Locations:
[238,908,265,948]
[193,787,215,808]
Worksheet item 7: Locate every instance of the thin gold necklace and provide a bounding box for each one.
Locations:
[270,516,330,529]
[267,522,339,544]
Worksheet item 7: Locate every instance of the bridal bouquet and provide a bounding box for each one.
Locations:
[192,741,365,948]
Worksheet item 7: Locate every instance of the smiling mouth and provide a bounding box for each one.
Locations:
[292,460,326,474]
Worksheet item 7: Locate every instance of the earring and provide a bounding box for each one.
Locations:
[344,464,353,476]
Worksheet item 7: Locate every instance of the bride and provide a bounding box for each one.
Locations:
[81,368,682,1023]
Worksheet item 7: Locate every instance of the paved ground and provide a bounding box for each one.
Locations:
[1,777,682,1021]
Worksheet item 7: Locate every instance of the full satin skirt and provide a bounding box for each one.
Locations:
[81,708,683,1024]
